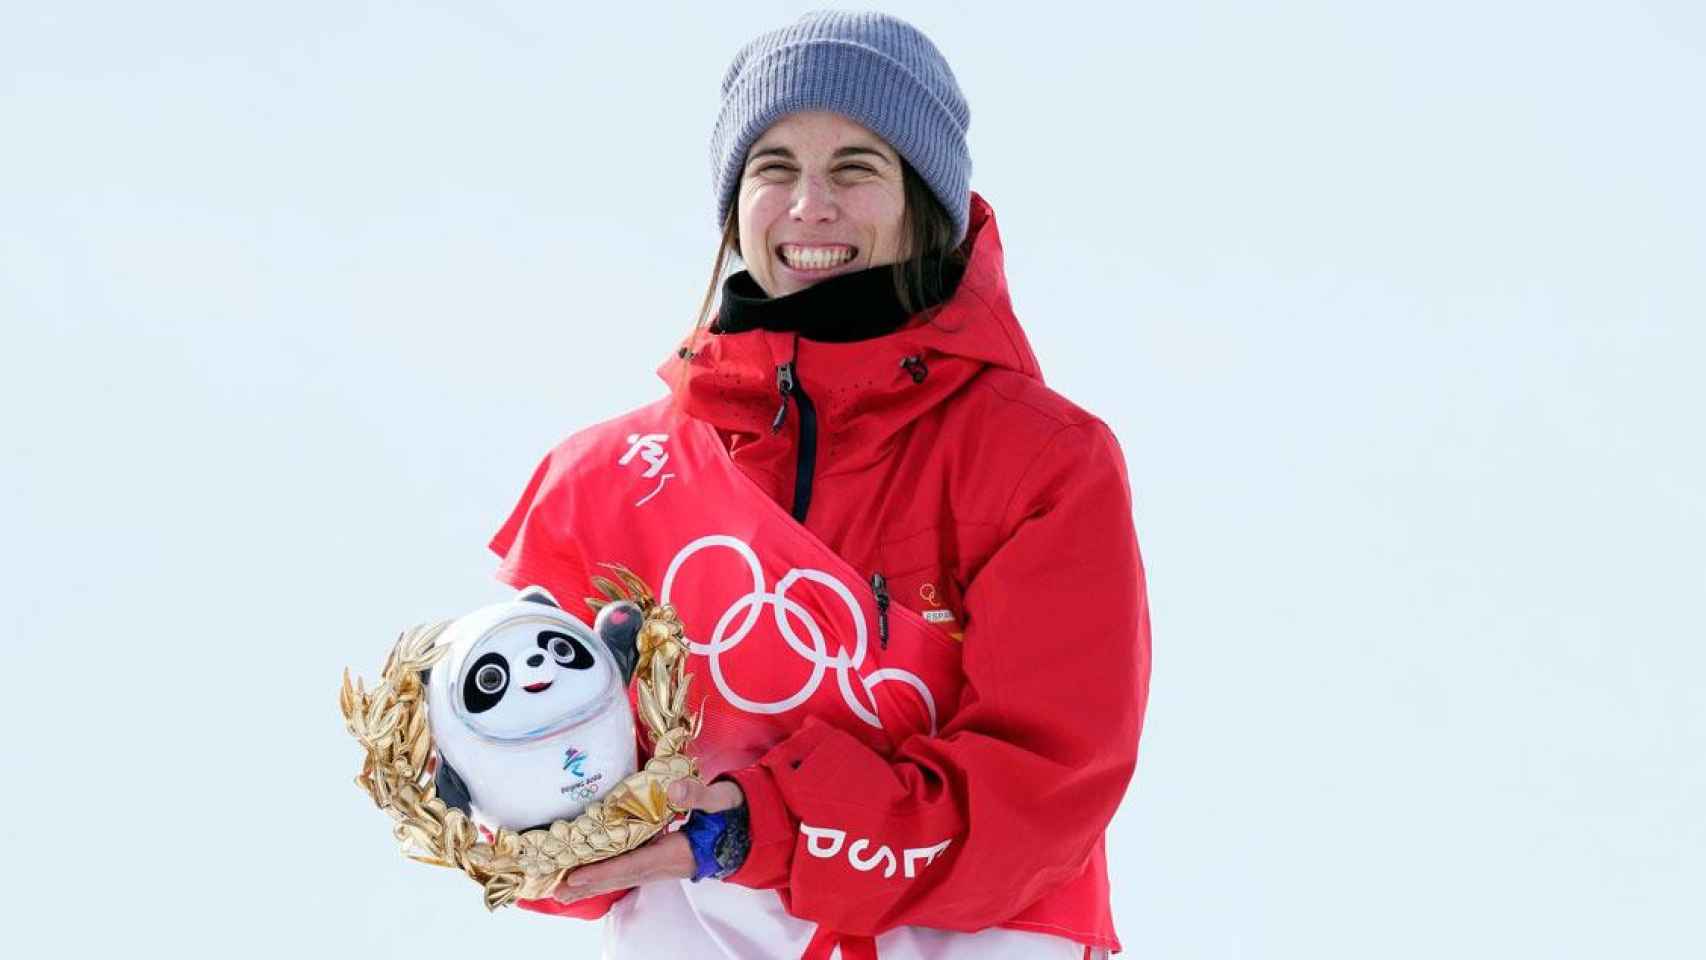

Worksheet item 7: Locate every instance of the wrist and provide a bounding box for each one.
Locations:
[681,801,751,881]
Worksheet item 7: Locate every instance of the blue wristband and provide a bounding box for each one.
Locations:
[681,809,730,882]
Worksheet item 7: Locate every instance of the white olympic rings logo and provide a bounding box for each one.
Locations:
[660,534,939,735]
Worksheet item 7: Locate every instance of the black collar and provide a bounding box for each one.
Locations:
[713,257,963,343]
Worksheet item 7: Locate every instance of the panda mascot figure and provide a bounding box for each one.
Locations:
[424,585,644,833]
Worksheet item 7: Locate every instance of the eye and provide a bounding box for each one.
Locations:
[835,164,876,176]
[462,651,510,714]
[475,663,506,694]
[538,630,595,670]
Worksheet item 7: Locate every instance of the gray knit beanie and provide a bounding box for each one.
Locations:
[710,10,973,245]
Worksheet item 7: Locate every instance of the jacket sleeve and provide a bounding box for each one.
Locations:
[719,420,1151,936]
[489,448,636,920]
[514,888,630,919]
[490,449,593,608]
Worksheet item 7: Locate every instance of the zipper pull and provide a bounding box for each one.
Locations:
[900,355,928,384]
[871,571,890,650]
[772,361,795,433]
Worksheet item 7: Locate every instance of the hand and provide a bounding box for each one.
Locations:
[550,778,745,902]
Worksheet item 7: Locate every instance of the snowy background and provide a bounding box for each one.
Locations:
[3,1,1702,956]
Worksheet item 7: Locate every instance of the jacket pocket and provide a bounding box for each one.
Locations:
[876,529,968,646]
[859,530,971,742]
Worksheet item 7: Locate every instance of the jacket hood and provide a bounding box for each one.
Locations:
[659,193,1041,466]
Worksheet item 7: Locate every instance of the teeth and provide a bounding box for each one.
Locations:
[782,245,855,270]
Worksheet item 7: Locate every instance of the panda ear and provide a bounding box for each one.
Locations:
[593,600,644,685]
[516,586,561,609]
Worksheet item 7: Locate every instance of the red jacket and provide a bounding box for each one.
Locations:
[491,194,1150,953]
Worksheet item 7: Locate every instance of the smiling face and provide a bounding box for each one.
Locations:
[737,111,909,298]
[455,614,613,740]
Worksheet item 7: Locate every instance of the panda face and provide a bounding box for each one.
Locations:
[454,614,616,741]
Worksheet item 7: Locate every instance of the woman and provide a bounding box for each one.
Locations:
[487,11,1150,959]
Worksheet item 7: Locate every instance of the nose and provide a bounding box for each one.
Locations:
[789,175,838,223]
[526,653,544,668]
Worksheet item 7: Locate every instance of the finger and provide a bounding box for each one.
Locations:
[667,778,744,813]
[557,854,650,899]
[564,844,682,899]
[554,836,692,900]
[553,860,623,901]
[701,780,744,812]
[553,855,633,901]
[665,778,706,810]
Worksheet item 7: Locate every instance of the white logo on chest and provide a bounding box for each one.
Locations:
[618,433,674,506]
[660,534,940,734]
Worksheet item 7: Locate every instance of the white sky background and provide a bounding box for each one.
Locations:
[3,1,1702,956]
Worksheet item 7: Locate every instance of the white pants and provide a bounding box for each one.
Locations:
[604,877,1100,960]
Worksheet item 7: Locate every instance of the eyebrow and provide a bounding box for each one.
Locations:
[745,143,897,167]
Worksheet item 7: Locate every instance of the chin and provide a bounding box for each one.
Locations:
[767,260,863,297]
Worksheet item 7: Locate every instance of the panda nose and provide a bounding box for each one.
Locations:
[526,653,545,668]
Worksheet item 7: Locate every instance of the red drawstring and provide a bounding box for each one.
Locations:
[801,925,878,960]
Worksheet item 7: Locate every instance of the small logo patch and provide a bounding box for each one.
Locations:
[560,747,604,800]
[562,747,588,777]
[619,433,675,507]
[923,609,956,624]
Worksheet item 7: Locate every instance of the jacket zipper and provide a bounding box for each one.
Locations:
[771,359,818,522]
[771,361,794,431]
[871,571,890,649]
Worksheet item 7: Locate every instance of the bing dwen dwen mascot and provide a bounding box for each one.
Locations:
[425,586,642,831]
[341,570,701,910]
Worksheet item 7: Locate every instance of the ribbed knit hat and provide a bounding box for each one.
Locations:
[710,10,973,245]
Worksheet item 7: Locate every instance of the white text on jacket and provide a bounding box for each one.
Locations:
[800,823,952,879]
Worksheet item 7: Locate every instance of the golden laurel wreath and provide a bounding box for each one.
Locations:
[339,566,702,910]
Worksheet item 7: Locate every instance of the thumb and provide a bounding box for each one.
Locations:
[667,777,743,812]
[666,778,708,810]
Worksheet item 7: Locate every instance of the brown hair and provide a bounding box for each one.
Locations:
[690,212,742,333]
[690,160,967,331]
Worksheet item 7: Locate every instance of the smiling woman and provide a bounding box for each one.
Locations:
[486,9,1149,960]
[693,113,967,331]
[739,114,908,295]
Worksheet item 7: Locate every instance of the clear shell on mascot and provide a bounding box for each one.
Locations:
[429,585,641,830]
[340,567,701,910]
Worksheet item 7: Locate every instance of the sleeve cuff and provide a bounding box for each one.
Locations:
[719,718,844,890]
[719,763,794,890]
[515,887,631,919]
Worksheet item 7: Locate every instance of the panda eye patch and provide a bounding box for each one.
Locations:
[538,630,595,670]
[462,651,511,714]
